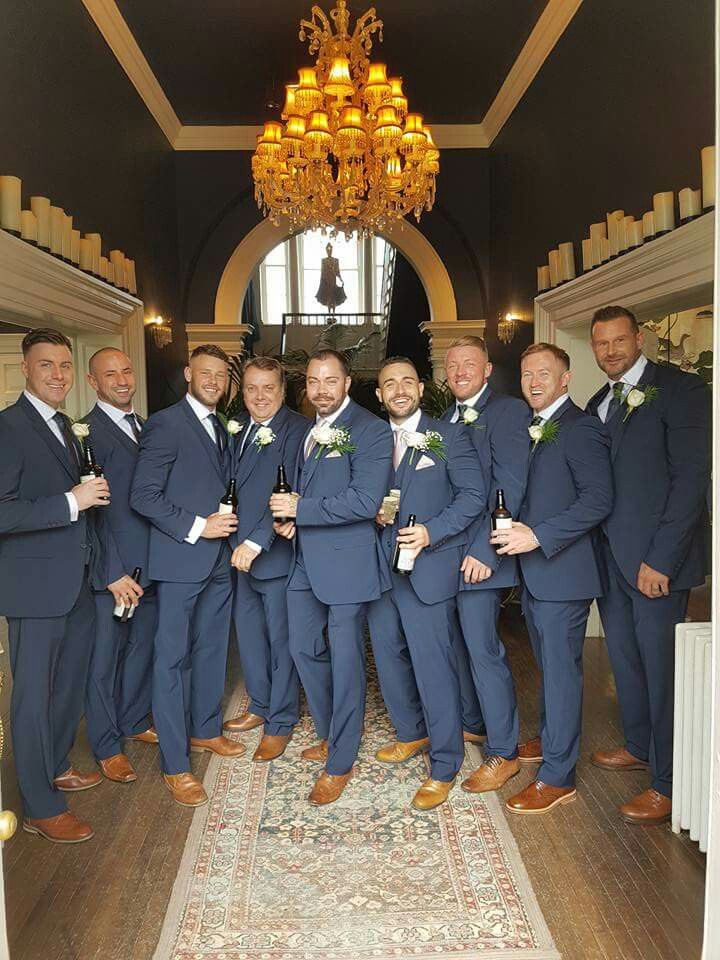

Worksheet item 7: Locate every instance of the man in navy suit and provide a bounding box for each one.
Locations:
[0,328,110,843]
[225,357,309,762]
[440,337,531,796]
[270,349,392,805]
[131,344,244,808]
[587,306,710,824]
[492,342,613,815]
[367,358,485,810]
[84,347,157,785]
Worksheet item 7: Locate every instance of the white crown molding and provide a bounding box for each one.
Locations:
[482,0,583,144]
[81,0,182,146]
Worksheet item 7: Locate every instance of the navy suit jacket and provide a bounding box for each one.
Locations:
[519,398,613,602]
[0,394,99,617]
[442,388,530,591]
[130,397,231,583]
[84,405,152,590]
[292,398,392,605]
[379,413,485,604]
[230,404,310,581]
[586,359,710,590]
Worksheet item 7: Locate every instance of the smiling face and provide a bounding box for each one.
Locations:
[243,365,284,423]
[444,345,492,402]
[87,348,136,411]
[305,356,351,417]
[22,342,74,408]
[184,353,229,408]
[520,349,571,412]
[590,315,644,380]
[376,361,423,423]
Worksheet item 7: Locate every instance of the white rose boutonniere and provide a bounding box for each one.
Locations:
[253,425,276,449]
[622,385,658,422]
[528,420,559,450]
[226,419,242,436]
[462,407,479,425]
[528,423,544,443]
[312,425,356,459]
[405,429,447,463]
[71,421,90,440]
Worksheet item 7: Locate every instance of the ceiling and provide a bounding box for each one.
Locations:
[115,0,548,126]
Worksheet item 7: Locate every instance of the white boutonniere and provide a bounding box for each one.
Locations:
[405,429,447,463]
[312,424,356,459]
[622,385,658,422]
[462,407,479,425]
[528,420,559,450]
[253,425,276,449]
[71,421,90,440]
[226,419,242,436]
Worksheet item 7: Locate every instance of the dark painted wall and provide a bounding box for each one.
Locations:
[0,0,182,410]
[488,0,714,393]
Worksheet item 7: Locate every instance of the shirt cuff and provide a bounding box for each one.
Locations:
[65,492,79,522]
[185,515,206,544]
[243,539,262,555]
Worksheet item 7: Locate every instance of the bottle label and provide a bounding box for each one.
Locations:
[218,502,234,515]
[113,601,124,617]
[493,517,513,530]
[114,602,137,620]
[80,473,95,484]
[396,547,415,572]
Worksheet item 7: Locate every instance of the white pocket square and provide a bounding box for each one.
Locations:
[325,450,342,459]
[415,454,435,470]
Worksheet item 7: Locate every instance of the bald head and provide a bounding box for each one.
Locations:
[87,347,136,411]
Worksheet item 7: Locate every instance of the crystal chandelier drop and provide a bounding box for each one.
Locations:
[497,313,519,345]
[251,1,439,237]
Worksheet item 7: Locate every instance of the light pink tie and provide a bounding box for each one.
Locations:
[393,429,407,470]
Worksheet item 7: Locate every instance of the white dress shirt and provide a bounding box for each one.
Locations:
[239,411,276,555]
[451,384,488,423]
[596,353,648,422]
[304,394,351,458]
[390,407,422,467]
[23,390,79,521]
[184,393,221,545]
[97,399,140,442]
[536,392,570,422]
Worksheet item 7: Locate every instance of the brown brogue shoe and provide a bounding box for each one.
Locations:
[619,788,671,825]
[375,737,429,763]
[506,779,576,815]
[253,734,291,762]
[98,754,137,783]
[463,731,487,744]
[23,812,94,843]
[518,737,543,764]
[412,777,455,810]
[591,746,649,772]
[190,735,246,757]
[162,773,208,807]
[127,726,159,745]
[308,769,353,805]
[223,711,265,733]
[301,740,328,762]
[462,755,520,793]
[53,767,103,792]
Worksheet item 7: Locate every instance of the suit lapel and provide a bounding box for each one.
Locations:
[237,407,288,487]
[529,397,572,467]
[19,395,78,483]
[587,384,609,418]
[180,399,226,484]
[399,412,433,494]
[300,400,354,493]
[90,406,139,459]
[609,359,657,461]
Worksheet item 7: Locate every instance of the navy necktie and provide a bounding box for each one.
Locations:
[124,412,141,441]
[604,382,625,423]
[53,411,81,471]
[208,413,226,455]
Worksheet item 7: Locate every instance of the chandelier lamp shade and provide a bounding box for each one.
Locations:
[251,1,439,236]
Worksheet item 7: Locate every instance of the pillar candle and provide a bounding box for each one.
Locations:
[100,255,109,280]
[62,214,73,260]
[537,265,551,292]
[0,175,21,233]
[20,210,38,243]
[600,237,610,262]
[589,223,605,269]
[642,211,656,239]
[107,262,115,285]
[548,249,561,287]
[30,196,50,248]
[701,145,715,209]
[70,228,81,264]
[109,250,127,289]
[558,241,576,281]
[79,238,93,270]
[581,238,592,271]
[606,210,624,257]
[49,206,64,255]
[630,222,644,248]
[619,215,634,253]
[678,187,702,222]
[126,259,137,294]
[653,192,675,233]
[86,233,101,274]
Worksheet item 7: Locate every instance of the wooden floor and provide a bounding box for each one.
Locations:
[0,598,707,960]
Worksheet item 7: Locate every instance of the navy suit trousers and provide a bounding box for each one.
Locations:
[451,607,486,737]
[368,575,464,782]
[598,540,687,797]
[8,577,95,818]
[85,589,156,760]
[153,546,233,775]
[233,570,300,736]
[521,588,590,788]
[457,589,519,759]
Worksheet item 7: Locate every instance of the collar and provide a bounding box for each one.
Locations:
[97,399,136,424]
[537,393,570,421]
[185,392,215,421]
[24,389,60,423]
[390,408,422,434]
[607,353,648,391]
[455,383,487,413]
[247,413,275,429]
[316,394,350,427]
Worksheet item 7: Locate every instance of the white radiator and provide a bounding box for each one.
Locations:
[672,621,712,851]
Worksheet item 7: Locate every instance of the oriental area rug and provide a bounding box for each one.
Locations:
[154,670,559,960]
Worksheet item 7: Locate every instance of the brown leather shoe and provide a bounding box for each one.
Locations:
[619,788,671,825]
[592,746,649,772]
[463,731,486,744]
[253,734,291,762]
[223,711,265,733]
[518,736,543,764]
[23,811,94,843]
[162,773,208,807]
[412,777,455,810]
[462,755,520,793]
[127,726,159,745]
[53,767,103,792]
[375,737,429,763]
[190,735,246,757]
[309,769,353,805]
[506,779,576,814]
[301,740,328,762]
[98,754,137,783]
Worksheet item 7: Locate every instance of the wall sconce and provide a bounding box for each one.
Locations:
[497,312,519,345]
[146,315,173,349]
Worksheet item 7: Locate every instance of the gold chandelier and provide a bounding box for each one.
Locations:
[251,1,439,237]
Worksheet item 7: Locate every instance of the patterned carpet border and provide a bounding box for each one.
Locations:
[154,683,560,960]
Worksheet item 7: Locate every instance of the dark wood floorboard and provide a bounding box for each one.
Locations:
[0,593,707,960]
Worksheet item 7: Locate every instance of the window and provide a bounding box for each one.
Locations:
[259,240,288,325]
